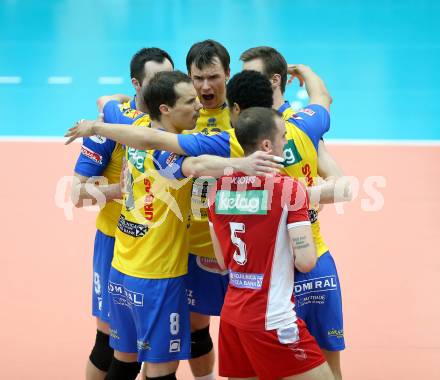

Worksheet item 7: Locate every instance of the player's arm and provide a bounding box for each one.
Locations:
[65,120,186,154]
[288,225,316,273]
[71,173,122,208]
[287,64,332,111]
[287,180,316,272]
[181,151,283,178]
[72,133,123,207]
[308,140,352,204]
[97,94,131,113]
[209,224,226,271]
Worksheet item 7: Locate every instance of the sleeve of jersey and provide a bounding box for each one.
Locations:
[286,180,311,229]
[177,131,231,157]
[153,150,187,180]
[74,137,116,177]
[288,104,330,151]
[103,100,139,125]
[102,100,122,123]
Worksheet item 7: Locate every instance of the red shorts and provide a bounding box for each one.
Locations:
[219,318,325,380]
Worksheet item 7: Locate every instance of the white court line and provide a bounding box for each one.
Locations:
[48,76,73,85]
[98,76,124,85]
[325,139,440,146]
[0,76,22,84]
[0,136,79,142]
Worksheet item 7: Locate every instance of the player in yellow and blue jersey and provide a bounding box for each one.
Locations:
[72,47,173,380]
[93,71,281,380]
[240,46,348,380]
[66,55,350,374]
[184,40,232,380]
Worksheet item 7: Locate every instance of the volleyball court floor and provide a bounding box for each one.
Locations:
[1,141,438,379]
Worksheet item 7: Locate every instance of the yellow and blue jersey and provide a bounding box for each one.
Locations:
[177,103,330,257]
[277,101,296,120]
[112,139,192,279]
[279,102,330,257]
[186,104,231,258]
[74,98,146,237]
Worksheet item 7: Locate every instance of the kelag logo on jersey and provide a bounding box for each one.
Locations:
[127,147,146,172]
[283,139,302,167]
[215,190,268,215]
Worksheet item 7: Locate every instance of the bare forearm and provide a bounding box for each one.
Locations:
[188,155,240,177]
[299,67,332,109]
[308,178,336,204]
[314,141,351,203]
[91,122,149,150]
[92,122,184,154]
[185,152,283,178]
[72,183,122,207]
[290,227,316,273]
[308,176,352,204]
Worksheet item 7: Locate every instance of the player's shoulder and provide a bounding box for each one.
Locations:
[82,134,117,152]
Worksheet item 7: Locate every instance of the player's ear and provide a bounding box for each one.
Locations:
[260,138,272,153]
[131,77,141,91]
[225,67,231,82]
[233,102,240,114]
[159,104,170,116]
[271,73,281,89]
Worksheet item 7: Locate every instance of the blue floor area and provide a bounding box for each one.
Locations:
[1,0,439,139]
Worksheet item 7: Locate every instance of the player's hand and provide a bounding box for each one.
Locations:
[239,151,284,176]
[64,119,96,145]
[287,64,310,86]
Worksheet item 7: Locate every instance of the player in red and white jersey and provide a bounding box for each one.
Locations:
[208,107,333,380]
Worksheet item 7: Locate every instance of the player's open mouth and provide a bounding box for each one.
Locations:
[202,94,215,101]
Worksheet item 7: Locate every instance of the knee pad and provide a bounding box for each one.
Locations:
[191,325,213,359]
[146,373,176,380]
[105,357,141,380]
[89,330,114,371]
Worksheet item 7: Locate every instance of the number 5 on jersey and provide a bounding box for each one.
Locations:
[230,222,247,265]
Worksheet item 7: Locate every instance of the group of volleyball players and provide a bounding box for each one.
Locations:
[67,39,349,380]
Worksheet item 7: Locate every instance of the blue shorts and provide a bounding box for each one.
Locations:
[108,267,191,363]
[294,251,345,351]
[92,230,114,323]
[186,254,229,316]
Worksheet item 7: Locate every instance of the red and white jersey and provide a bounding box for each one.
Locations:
[208,173,310,331]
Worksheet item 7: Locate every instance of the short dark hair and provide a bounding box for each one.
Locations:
[240,46,288,93]
[130,47,174,83]
[186,39,230,74]
[226,70,273,111]
[143,71,192,120]
[235,107,279,154]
